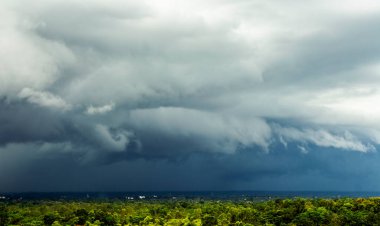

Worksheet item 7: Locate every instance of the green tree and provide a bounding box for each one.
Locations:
[74,208,89,225]
[0,204,8,226]
[202,214,218,226]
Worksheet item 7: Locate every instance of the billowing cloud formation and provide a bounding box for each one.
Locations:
[1,0,380,191]
[0,2,74,96]
[128,107,271,155]
[18,88,71,111]
[275,126,374,153]
[93,124,131,152]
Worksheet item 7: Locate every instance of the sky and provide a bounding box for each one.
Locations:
[1,0,380,192]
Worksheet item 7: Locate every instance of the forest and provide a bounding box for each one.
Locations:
[2,197,380,225]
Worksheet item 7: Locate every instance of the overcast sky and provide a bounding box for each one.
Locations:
[2,0,380,192]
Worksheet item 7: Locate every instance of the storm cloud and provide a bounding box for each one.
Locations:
[1,0,380,191]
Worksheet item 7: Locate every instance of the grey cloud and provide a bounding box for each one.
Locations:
[92,124,131,153]
[0,100,67,144]
[0,2,74,97]
[127,107,271,155]
[2,0,380,191]
[1,0,379,156]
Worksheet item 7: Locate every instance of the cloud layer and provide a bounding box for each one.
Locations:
[1,0,380,191]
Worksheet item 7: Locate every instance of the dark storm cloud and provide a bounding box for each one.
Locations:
[2,142,380,192]
[2,0,380,191]
[0,99,69,144]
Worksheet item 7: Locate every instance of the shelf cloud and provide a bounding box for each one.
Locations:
[1,0,380,191]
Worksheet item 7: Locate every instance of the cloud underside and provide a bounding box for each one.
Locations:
[1,0,380,190]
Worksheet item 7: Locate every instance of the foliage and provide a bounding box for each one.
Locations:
[2,197,380,225]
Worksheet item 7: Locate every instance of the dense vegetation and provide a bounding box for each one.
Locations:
[2,197,380,225]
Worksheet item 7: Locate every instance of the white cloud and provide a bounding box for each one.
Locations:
[18,88,71,111]
[86,102,115,115]
[275,126,375,153]
[297,145,308,154]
